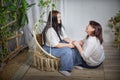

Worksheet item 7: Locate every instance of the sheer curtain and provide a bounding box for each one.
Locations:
[24,0,62,51]
[23,0,41,52]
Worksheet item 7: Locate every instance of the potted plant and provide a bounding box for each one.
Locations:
[108,11,120,48]
[0,0,34,64]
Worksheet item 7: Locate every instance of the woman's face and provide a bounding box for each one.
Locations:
[57,13,61,24]
[86,25,95,35]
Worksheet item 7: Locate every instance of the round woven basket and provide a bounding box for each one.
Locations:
[33,33,60,71]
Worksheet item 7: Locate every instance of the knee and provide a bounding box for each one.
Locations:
[62,47,73,56]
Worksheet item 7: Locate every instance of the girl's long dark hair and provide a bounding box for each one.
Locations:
[87,21,103,44]
[42,10,62,45]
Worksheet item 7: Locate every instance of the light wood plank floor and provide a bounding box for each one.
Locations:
[13,44,120,80]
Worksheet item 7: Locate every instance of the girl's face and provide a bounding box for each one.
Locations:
[86,25,95,35]
[57,13,61,24]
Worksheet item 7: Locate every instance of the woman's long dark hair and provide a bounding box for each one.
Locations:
[42,10,62,45]
[87,21,103,44]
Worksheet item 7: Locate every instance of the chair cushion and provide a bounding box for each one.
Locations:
[36,34,42,45]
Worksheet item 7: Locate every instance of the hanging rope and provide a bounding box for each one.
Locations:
[49,0,53,56]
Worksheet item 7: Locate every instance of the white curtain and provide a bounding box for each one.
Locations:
[23,0,40,52]
[23,0,61,51]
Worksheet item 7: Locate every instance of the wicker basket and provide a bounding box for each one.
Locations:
[33,33,60,71]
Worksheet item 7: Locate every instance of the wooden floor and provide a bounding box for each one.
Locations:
[13,44,120,80]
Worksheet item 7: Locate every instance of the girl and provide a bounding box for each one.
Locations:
[42,10,74,76]
[73,21,105,68]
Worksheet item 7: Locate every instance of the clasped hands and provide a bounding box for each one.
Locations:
[68,40,84,48]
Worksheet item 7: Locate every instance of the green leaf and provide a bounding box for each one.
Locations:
[52,3,56,10]
[7,5,17,11]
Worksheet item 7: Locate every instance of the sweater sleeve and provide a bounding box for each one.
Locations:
[81,37,96,59]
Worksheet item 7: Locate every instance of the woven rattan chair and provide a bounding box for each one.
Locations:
[32,29,60,71]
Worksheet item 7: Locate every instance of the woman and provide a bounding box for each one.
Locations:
[73,21,105,68]
[42,10,74,76]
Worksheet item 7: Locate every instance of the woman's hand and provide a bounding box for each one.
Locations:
[79,40,84,46]
[72,40,80,47]
[68,43,75,48]
[72,40,83,54]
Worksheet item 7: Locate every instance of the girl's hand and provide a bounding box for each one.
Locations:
[68,43,75,48]
[79,40,84,46]
[72,40,80,47]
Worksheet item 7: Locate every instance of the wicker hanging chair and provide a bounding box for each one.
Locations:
[32,25,60,71]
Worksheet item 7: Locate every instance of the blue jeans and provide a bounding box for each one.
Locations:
[71,48,83,66]
[72,48,102,69]
[43,46,74,71]
[43,40,82,71]
[79,57,102,69]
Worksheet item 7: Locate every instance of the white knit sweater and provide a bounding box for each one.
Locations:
[81,36,105,66]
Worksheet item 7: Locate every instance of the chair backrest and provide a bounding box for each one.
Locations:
[33,27,57,58]
[36,34,42,46]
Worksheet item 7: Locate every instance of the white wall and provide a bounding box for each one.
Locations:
[25,0,120,50]
[61,0,120,43]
